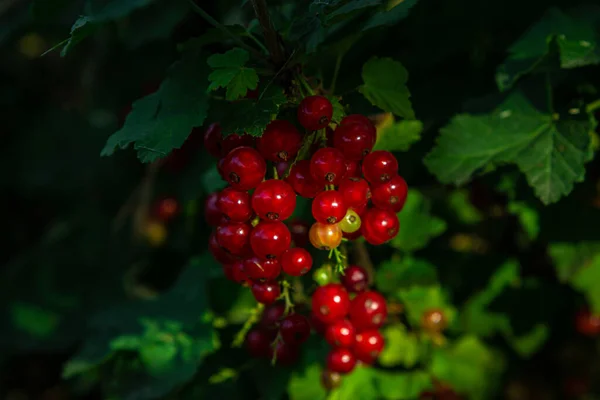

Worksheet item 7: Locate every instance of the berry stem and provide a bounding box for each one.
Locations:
[273,165,279,180]
[330,52,343,93]
[586,98,600,114]
[279,279,295,315]
[250,215,261,227]
[295,72,315,96]
[231,302,265,347]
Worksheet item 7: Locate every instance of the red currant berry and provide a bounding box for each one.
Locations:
[243,256,281,280]
[246,328,274,358]
[353,330,384,364]
[287,160,324,198]
[349,291,387,331]
[310,312,328,335]
[280,314,311,345]
[250,221,291,259]
[312,283,350,324]
[205,193,223,226]
[576,309,600,336]
[341,265,369,293]
[216,222,251,256]
[276,161,290,179]
[222,147,267,191]
[326,348,356,374]
[209,232,237,264]
[362,150,398,184]
[252,179,297,221]
[333,122,376,161]
[288,219,310,247]
[343,227,363,241]
[261,302,286,329]
[221,132,255,156]
[297,95,333,131]
[251,281,281,304]
[325,319,355,348]
[312,191,348,225]
[269,341,300,365]
[310,147,347,185]
[326,126,335,147]
[203,122,222,158]
[217,187,253,222]
[341,114,376,140]
[345,160,361,178]
[257,120,302,162]
[371,175,408,213]
[309,222,343,250]
[153,197,179,222]
[231,260,250,285]
[362,208,399,245]
[281,248,313,276]
[222,263,235,282]
[338,177,371,209]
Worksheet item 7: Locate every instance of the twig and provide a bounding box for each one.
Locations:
[586,99,600,114]
[351,240,375,283]
[232,302,265,347]
[250,0,285,65]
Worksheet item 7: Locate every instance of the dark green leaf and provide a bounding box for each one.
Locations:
[375,256,438,294]
[363,0,419,30]
[359,57,415,119]
[208,48,259,101]
[327,95,346,124]
[101,51,210,162]
[10,302,60,338]
[55,16,100,57]
[327,0,382,20]
[424,92,594,204]
[390,190,447,252]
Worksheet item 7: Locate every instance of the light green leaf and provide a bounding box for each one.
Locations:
[359,57,415,119]
[379,324,421,368]
[288,363,328,400]
[101,51,210,162]
[375,370,433,400]
[375,256,438,294]
[391,190,447,252]
[329,366,378,400]
[208,48,259,101]
[496,7,600,91]
[327,95,346,124]
[374,118,423,152]
[447,190,484,225]
[398,285,456,328]
[508,201,540,240]
[429,336,505,400]
[140,340,178,374]
[424,91,594,204]
[507,324,549,358]
[11,302,60,338]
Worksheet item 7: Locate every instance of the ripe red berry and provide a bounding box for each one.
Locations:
[222,263,235,281]
[312,191,348,225]
[246,328,274,358]
[326,348,356,374]
[251,281,281,304]
[310,312,328,335]
[217,187,253,222]
[349,291,387,331]
[222,147,267,191]
[362,150,398,184]
[333,122,376,161]
[297,95,333,131]
[325,319,355,348]
[288,219,310,247]
[216,222,251,256]
[269,341,300,365]
[280,314,311,345]
[310,147,346,185]
[243,256,281,280]
[205,193,223,226]
[209,232,237,264]
[281,248,313,276]
[576,309,600,336]
[353,330,385,364]
[153,197,179,222]
[287,160,324,198]
[362,208,400,245]
[231,260,250,285]
[345,160,361,178]
[338,177,371,209]
[203,122,222,158]
[252,179,297,221]
[257,120,302,162]
[261,302,286,329]
[341,265,369,293]
[221,132,255,156]
[312,283,350,324]
[250,221,292,259]
[371,176,408,213]
[341,114,375,132]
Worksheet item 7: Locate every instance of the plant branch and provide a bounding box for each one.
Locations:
[586,99,600,114]
[250,0,285,65]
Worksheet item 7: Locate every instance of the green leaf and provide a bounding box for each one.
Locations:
[327,0,382,20]
[375,256,438,294]
[429,336,505,400]
[330,366,378,400]
[101,51,210,162]
[424,91,594,204]
[327,95,346,124]
[288,363,328,400]
[379,324,421,368]
[373,118,423,152]
[217,85,287,137]
[52,16,99,57]
[390,190,447,252]
[549,242,600,313]
[10,302,60,338]
[359,57,415,119]
[496,7,600,91]
[398,285,456,328]
[207,48,259,101]
[507,324,549,357]
[447,190,484,225]
[507,201,540,240]
[363,0,420,30]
